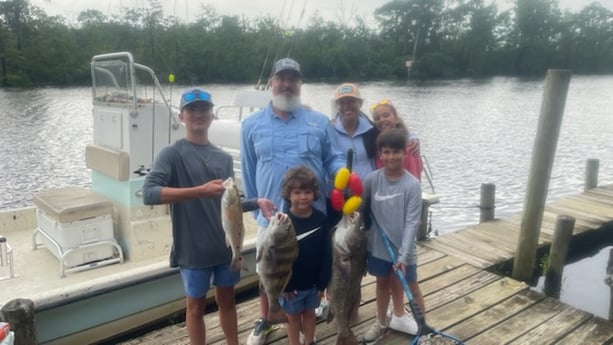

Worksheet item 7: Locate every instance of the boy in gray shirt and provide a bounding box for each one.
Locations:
[359,128,424,344]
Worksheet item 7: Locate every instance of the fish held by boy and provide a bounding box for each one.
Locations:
[257,211,299,323]
[221,177,246,271]
[327,211,367,345]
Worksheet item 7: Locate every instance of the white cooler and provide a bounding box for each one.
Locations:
[32,187,124,277]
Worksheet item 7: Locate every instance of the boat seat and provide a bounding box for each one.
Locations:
[33,187,113,223]
[85,144,130,181]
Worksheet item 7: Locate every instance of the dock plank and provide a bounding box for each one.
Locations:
[467,297,568,344]
[556,316,613,345]
[443,289,546,341]
[509,306,592,344]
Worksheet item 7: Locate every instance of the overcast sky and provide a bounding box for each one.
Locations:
[30,0,613,26]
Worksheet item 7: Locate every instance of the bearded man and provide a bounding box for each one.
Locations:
[240,57,345,345]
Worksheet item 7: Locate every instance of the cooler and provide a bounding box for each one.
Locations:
[32,187,124,277]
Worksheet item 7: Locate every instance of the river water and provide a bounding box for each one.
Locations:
[1,75,612,317]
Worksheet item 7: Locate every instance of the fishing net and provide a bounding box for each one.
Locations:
[416,334,464,345]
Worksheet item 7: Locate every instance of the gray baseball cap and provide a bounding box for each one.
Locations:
[272,58,301,77]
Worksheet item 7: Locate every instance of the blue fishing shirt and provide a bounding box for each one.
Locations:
[241,103,345,227]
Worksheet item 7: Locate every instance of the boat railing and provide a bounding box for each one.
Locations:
[214,89,270,121]
[421,154,436,196]
[91,52,180,130]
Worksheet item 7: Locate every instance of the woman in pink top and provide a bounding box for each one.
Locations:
[370,99,423,181]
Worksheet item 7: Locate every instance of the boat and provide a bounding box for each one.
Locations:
[0,52,266,345]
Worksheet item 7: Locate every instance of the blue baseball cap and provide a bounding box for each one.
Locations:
[180,88,214,111]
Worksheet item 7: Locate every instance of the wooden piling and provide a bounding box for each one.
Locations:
[479,183,495,223]
[605,248,613,321]
[418,199,431,241]
[0,298,37,345]
[544,215,575,298]
[512,69,571,282]
[585,158,600,191]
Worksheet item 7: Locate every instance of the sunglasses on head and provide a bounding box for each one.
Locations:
[369,99,393,112]
[183,90,212,103]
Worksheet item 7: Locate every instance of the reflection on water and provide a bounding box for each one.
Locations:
[536,246,613,320]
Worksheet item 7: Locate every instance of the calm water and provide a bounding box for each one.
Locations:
[1,76,612,317]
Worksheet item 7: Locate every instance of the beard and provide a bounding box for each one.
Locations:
[272,94,301,112]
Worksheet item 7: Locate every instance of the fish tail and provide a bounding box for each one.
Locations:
[336,332,359,345]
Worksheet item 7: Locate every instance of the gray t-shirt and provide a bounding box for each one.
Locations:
[142,139,234,268]
[363,168,422,265]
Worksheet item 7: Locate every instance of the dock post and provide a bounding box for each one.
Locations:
[418,199,431,241]
[585,158,599,191]
[0,298,37,345]
[512,69,571,282]
[479,183,495,223]
[607,248,613,320]
[544,215,575,298]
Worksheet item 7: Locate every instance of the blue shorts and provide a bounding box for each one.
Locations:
[179,264,240,298]
[367,254,417,283]
[278,287,321,315]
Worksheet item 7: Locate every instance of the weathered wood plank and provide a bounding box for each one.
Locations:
[434,230,515,261]
[556,316,613,345]
[421,238,492,268]
[509,306,592,344]
[467,297,567,344]
[426,277,527,328]
[443,289,546,341]
[551,197,613,219]
[546,203,613,225]
[574,193,613,207]
[418,264,483,296]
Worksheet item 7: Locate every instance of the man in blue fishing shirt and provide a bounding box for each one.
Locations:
[241,57,345,345]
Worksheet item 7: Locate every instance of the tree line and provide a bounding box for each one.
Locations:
[0,0,612,87]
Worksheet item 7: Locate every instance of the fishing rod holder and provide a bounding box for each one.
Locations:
[0,235,18,280]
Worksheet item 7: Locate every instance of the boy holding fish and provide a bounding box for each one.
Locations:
[359,128,424,344]
[142,88,274,345]
[279,166,332,345]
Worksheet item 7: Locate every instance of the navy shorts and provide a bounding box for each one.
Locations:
[179,264,240,298]
[367,254,417,283]
[278,287,321,315]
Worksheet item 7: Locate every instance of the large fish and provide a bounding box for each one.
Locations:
[327,211,367,345]
[221,177,246,271]
[257,212,298,323]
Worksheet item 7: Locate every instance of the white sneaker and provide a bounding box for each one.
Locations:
[389,312,418,335]
[246,318,275,345]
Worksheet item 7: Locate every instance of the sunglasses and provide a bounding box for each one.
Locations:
[369,99,393,112]
[183,90,212,103]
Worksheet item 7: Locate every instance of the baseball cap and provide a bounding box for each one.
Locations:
[272,58,302,77]
[180,88,214,111]
[334,83,362,101]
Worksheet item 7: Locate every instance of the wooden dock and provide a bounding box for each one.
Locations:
[119,184,613,345]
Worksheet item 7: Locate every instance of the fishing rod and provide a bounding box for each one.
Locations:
[372,215,464,345]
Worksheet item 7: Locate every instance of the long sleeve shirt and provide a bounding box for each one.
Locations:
[363,169,422,265]
[240,103,345,227]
